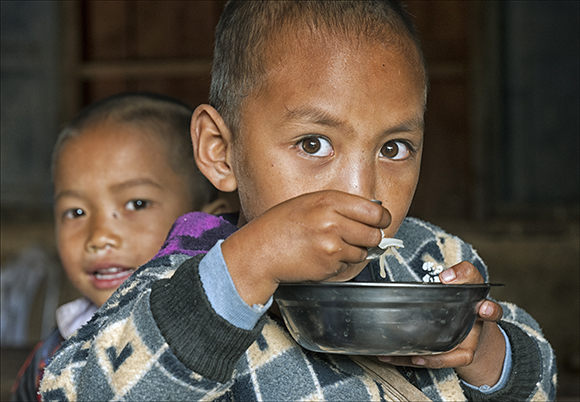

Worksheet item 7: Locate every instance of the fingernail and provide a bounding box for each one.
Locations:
[482,302,492,316]
[440,269,456,283]
[378,356,392,362]
[412,357,426,366]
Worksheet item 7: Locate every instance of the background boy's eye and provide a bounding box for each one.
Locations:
[380,140,411,160]
[64,208,85,219]
[299,136,333,157]
[125,199,150,211]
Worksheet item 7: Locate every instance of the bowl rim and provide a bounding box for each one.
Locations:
[276,282,503,289]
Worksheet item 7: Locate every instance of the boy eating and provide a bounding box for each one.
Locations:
[40,2,556,401]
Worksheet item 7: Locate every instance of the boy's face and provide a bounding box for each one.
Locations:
[231,31,426,237]
[54,122,192,306]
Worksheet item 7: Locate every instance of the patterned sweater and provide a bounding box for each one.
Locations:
[40,212,557,401]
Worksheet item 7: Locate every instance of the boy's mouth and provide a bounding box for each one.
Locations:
[90,266,136,289]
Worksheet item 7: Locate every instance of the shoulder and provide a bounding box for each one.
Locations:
[154,212,238,259]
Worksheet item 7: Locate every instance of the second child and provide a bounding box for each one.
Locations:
[12,92,230,401]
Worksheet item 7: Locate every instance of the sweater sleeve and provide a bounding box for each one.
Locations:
[459,315,556,401]
[460,241,557,401]
[39,253,263,401]
[463,240,556,401]
[150,254,266,383]
[458,239,557,401]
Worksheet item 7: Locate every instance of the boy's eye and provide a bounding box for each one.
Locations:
[380,140,411,160]
[64,208,85,219]
[125,199,150,211]
[299,136,333,157]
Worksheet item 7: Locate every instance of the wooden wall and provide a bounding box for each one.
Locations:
[61,1,221,120]
[405,1,474,220]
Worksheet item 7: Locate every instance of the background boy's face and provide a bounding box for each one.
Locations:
[232,30,426,236]
[54,122,192,306]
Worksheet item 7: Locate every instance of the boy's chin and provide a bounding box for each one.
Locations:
[90,291,116,307]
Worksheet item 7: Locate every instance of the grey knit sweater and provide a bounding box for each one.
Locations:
[40,213,556,401]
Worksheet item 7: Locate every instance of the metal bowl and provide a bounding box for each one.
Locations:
[274,282,495,355]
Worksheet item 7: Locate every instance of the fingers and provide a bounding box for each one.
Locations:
[438,261,504,322]
[378,321,483,369]
[439,261,484,284]
[339,218,383,251]
[478,300,503,322]
[302,191,393,257]
[330,193,392,230]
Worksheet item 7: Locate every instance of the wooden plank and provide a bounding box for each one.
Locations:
[83,1,128,60]
[132,0,216,58]
[405,0,470,63]
[83,76,211,110]
[79,59,212,78]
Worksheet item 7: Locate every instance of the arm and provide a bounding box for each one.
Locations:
[221,191,391,306]
[460,302,557,402]
[150,254,266,383]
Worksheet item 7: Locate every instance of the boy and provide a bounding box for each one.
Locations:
[40,2,556,401]
[12,92,230,401]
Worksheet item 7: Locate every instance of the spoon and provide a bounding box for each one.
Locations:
[366,199,404,260]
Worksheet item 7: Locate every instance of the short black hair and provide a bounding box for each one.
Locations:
[52,92,218,210]
[210,0,427,133]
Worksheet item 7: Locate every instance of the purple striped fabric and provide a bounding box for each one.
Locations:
[154,212,238,259]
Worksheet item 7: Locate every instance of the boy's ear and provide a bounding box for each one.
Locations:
[191,104,237,192]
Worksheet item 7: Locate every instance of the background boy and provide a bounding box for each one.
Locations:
[12,92,230,401]
[40,2,556,401]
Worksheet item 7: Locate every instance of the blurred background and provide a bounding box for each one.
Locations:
[1,1,578,400]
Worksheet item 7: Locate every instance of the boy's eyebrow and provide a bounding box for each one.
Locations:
[385,114,425,134]
[284,105,343,127]
[285,104,425,133]
[54,179,162,202]
[110,178,163,192]
[54,190,82,202]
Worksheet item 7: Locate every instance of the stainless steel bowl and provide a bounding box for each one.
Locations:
[274,282,496,355]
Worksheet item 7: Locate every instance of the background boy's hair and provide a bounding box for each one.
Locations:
[52,91,218,210]
[210,0,428,133]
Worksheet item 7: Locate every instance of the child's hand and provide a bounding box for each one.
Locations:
[378,261,506,387]
[221,190,391,306]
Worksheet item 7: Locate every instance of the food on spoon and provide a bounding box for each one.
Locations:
[376,238,404,278]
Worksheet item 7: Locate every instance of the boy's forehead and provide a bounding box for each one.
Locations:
[278,25,423,75]
[233,32,426,150]
[240,27,427,124]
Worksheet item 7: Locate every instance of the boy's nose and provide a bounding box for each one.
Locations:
[86,211,122,252]
[334,159,377,200]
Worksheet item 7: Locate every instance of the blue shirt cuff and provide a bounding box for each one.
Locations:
[198,240,273,330]
[461,324,512,393]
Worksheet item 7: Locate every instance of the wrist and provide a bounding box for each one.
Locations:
[222,231,278,306]
[455,321,506,386]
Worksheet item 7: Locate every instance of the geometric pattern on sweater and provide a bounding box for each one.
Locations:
[221,317,379,401]
[40,212,557,402]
